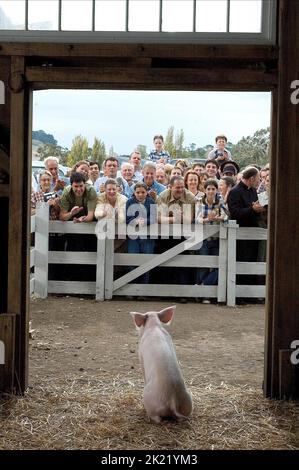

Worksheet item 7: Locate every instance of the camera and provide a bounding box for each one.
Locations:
[44,191,57,202]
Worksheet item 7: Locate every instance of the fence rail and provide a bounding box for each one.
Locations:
[30,204,267,306]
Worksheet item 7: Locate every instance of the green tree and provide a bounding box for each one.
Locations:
[232,127,270,168]
[67,135,89,167]
[91,137,106,165]
[136,144,147,159]
[36,143,70,166]
[175,129,185,156]
[196,147,208,159]
[164,126,176,158]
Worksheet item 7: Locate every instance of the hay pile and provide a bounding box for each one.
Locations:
[0,376,298,450]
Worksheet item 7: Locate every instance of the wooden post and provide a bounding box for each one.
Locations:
[0,314,16,393]
[34,203,49,298]
[279,350,298,400]
[266,0,299,398]
[105,238,114,300]
[7,56,31,393]
[217,224,227,303]
[227,221,238,307]
[264,89,278,397]
[95,236,105,301]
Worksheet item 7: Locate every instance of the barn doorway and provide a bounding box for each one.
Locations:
[28,87,272,392]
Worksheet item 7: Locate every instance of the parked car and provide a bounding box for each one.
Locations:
[190,158,207,166]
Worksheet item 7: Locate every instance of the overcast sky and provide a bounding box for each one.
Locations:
[33,89,271,154]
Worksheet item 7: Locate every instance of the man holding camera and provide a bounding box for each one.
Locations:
[31,170,60,220]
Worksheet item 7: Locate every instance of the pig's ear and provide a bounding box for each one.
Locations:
[130,312,148,328]
[158,305,176,324]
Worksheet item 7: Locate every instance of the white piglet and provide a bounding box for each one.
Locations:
[131,305,192,423]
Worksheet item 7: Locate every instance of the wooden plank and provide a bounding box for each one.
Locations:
[113,226,219,291]
[264,88,277,397]
[237,227,268,240]
[7,56,31,393]
[0,314,16,393]
[48,281,96,295]
[236,262,267,275]
[279,348,299,399]
[49,251,97,264]
[269,0,299,399]
[34,203,49,298]
[0,43,278,59]
[279,350,298,400]
[236,286,266,298]
[95,238,105,301]
[114,284,217,298]
[26,66,277,90]
[49,220,96,234]
[0,147,9,174]
[105,238,114,300]
[227,223,237,307]
[7,56,25,312]
[32,81,277,92]
[114,253,219,268]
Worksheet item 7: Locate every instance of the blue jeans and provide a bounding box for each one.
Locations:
[128,238,155,284]
[196,238,219,285]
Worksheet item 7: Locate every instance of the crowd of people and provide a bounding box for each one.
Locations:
[31,134,270,303]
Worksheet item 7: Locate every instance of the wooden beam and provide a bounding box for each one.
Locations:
[264,89,278,397]
[0,43,278,60]
[26,66,277,91]
[8,56,25,315]
[0,314,16,393]
[269,0,299,398]
[7,56,30,393]
[279,350,298,400]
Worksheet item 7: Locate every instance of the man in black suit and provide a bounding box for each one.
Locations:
[227,166,266,288]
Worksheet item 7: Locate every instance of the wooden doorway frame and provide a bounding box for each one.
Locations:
[2,0,299,398]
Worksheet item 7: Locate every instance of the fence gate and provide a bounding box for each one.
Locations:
[105,224,228,302]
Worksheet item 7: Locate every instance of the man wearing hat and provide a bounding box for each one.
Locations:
[220,161,240,182]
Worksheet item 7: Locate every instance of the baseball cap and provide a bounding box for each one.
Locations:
[220,161,240,175]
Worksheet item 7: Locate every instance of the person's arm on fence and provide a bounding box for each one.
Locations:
[60,205,84,221]
[73,209,95,223]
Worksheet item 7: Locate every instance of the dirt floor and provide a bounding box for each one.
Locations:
[1,296,299,450]
[29,296,265,388]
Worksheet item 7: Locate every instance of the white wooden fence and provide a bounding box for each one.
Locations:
[30,215,35,294]
[226,220,267,306]
[31,204,267,306]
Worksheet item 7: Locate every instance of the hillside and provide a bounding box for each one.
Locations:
[32,139,44,160]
